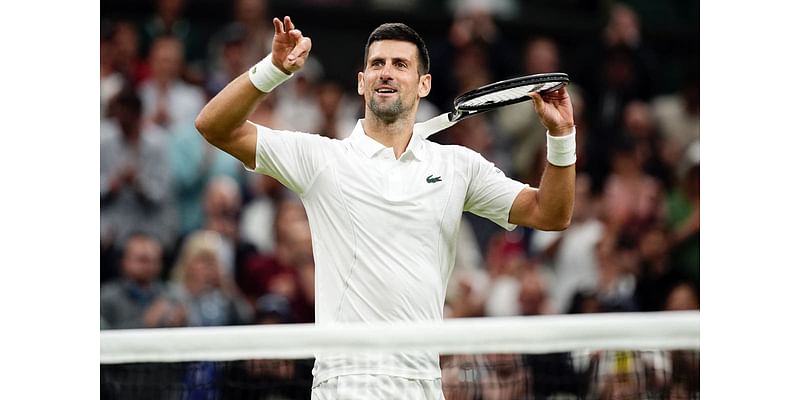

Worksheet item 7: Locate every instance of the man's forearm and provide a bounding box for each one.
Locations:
[535,162,576,231]
[195,73,266,144]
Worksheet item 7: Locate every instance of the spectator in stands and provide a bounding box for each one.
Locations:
[101,86,177,252]
[664,281,699,311]
[651,76,700,169]
[139,36,206,135]
[168,230,253,326]
[208,0,273,76]
[577,4,660,187]
[634,226,681,312]
[110,20,149,85]
[101,233,186,329]
[239,173,285,255]
[201,175,258,288]
[601,136,664,241]
[517,265,553,316]
[101,22,125,119]
[168,122,243,237]
[428,5,515,110]
[531,174,604,313]
[241,198,315,323]
[594,233,639,312]
[496,36,586,182]
[622,100,672,187]
[665,141,700,286]
[315,80,362,140]
[139,0,207,83]
[205,24,248,97]
[272,55,326,132]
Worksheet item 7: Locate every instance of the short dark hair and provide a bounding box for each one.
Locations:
[363,23,430,75]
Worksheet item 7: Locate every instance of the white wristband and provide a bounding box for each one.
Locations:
[546,127,577,167]
[248,53,292,93]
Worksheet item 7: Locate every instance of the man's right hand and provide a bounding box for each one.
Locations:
[271,16,313,75]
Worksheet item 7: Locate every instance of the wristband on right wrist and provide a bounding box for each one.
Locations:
[248,53,292,93]
[546,127,577,167]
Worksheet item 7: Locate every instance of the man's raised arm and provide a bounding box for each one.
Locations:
[508,87,577,231]
[194,16,312,169]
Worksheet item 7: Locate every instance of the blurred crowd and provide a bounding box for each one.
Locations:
[100,0,699,332]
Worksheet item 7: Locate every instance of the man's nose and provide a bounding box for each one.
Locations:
[378,65,394,81]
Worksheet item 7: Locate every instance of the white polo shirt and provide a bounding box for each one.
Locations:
[249,120,528,385]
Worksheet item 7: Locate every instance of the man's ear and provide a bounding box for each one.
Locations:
[357,71,365,96]
[418,74,431,98]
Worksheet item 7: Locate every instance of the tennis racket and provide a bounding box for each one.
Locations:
[413,73,570,138]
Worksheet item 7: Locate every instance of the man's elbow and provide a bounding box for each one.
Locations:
[195,114,212,140]
[195,113,225,146]
[536,214,572,231]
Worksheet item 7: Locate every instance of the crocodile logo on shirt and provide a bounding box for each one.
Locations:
[426,175,442,183]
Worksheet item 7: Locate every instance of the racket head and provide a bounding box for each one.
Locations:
[453,73,570,113]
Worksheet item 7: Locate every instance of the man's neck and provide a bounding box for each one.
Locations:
[362,113,416,159]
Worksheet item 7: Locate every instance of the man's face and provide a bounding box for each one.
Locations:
[122,237,162,285]
[358,40,431,123]
[150,39,183,82]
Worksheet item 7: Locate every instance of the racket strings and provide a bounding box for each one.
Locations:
[457,82,563,108]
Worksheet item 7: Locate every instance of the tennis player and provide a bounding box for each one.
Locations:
[196,16,576,400]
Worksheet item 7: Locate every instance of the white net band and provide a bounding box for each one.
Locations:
[100,311,699,364]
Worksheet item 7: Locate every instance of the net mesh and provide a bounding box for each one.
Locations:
[100,312,699,400]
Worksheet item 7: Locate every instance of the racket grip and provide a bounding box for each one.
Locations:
[413,113,457,139]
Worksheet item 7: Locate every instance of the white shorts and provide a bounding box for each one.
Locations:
[311,374,444,400]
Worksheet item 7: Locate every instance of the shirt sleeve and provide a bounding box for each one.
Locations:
[462,148,528,231]
[246,123,333,196]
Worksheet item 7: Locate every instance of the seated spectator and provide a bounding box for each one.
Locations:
[651,77,700,169]
[241,198,315,323]
[664,281,700,311]
[168,230,253,326]
[665,141,700,287]
[207,0,273,78]
[101,233,186,329]
[110,20,149,85]
[531,174,604,313]
[517,265,554,316]
[138,36,206,135]
[168,121,244,237]
[101,87,177,252]
[239,173,285,255]
[201,175,258,288]
[594,234,639,312]
[205,24,248,97]
[495,36,585,181]
[601,136,664,241]
[621,100,672,187]
[634,226,681,312]
[101,23,125,119]
[139,0,208,84]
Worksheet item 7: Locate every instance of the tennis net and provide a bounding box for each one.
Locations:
[100,311,699,399]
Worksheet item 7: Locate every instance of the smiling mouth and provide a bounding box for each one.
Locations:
[375,87,398,94]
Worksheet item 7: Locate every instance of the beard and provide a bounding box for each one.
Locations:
[368,94,406,123]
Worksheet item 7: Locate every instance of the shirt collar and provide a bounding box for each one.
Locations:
[347,119,426,161]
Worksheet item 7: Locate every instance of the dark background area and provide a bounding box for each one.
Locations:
[101,0,698,94]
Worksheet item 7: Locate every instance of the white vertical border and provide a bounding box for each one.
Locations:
[704,1,800,399]
[3,0,98,398]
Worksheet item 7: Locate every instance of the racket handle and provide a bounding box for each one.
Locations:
[413,113,457,139]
